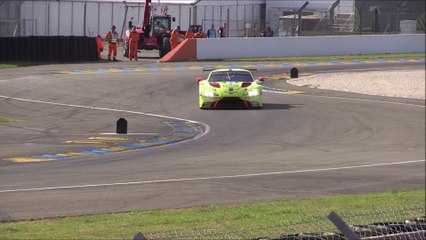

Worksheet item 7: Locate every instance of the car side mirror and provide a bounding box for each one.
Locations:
[172,17,176,22]
[196,77,203,83]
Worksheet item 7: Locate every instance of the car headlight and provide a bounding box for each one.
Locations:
[202,90,215,97]
[248,89,259,97]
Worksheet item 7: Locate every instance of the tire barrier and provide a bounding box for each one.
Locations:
[116,118,128,134]
[290,67,299,78]
[0,36,98,62]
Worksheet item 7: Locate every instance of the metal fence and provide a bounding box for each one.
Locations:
[268,0,425,37]
[201,19,267,38]
[0,1,265,38]
[203,7,425,39]
[134,204,426,240]
[1,1,424,38]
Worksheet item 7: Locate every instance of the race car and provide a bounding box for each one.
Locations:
[197,68,264,109]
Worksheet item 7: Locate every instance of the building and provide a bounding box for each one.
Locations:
[268,0,424,35]
[0,0,265,37]
[0,0,424,37]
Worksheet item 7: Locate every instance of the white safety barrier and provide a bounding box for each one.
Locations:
[196,34,425,60]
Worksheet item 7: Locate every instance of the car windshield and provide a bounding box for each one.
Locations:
[209,71,253,82]
[152,17,170,35]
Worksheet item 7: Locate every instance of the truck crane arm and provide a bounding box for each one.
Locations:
[143,0,151,29]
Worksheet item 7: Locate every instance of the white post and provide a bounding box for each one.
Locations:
[57,0,60,35]
[97,2,100,36]
[31,0,35,35]
[179,4,181,27]
[47,3,50,36]
[71,1,73,35]
[83,2,86,36]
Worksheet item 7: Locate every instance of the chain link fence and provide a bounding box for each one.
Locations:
[201,19,267,38]
[134,204,425,240]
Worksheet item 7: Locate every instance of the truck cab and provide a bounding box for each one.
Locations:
[123,0,175,58]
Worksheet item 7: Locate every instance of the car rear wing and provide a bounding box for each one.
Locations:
[202,67,257,72]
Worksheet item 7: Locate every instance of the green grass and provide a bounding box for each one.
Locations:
[228,53,426,62]
[0,117,15,123]
[0,189,424,239]
[0,61,42,69]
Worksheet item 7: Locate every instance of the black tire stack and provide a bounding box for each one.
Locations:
[0,36,99,62]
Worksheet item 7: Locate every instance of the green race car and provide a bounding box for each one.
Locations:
[197,68,264,109]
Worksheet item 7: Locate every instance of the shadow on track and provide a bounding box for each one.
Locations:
[262,103,299,110]
[200,103,299,111]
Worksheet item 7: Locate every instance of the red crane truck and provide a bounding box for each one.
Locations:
[124,0,174,58]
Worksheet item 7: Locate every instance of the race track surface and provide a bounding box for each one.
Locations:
[0,58,424,221]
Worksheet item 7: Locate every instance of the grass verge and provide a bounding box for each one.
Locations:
[0,189,424,239]
[0,61,43,69]
[0,116,15,123]
[228,53,426,62]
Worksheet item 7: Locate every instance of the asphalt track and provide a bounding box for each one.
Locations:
[0,55,425,221]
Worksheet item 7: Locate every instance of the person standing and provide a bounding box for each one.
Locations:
[170,26,184,50]
[128,17,134,29]
[154,20,166,32]
[127,26,139,61]
[105,25,119,61]
[218,22,227,38]
[265,27,274,37]
[95,35,104,60]
[207,24,217,38]
[184,26,194,39]
[193,26,207,38]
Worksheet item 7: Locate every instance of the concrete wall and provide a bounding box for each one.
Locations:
[196,34,425,60]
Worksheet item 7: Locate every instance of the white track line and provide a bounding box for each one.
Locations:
[1,160,424,193]
[0,95,210,141]
[264,84,425,108]
[298,93,425,108]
